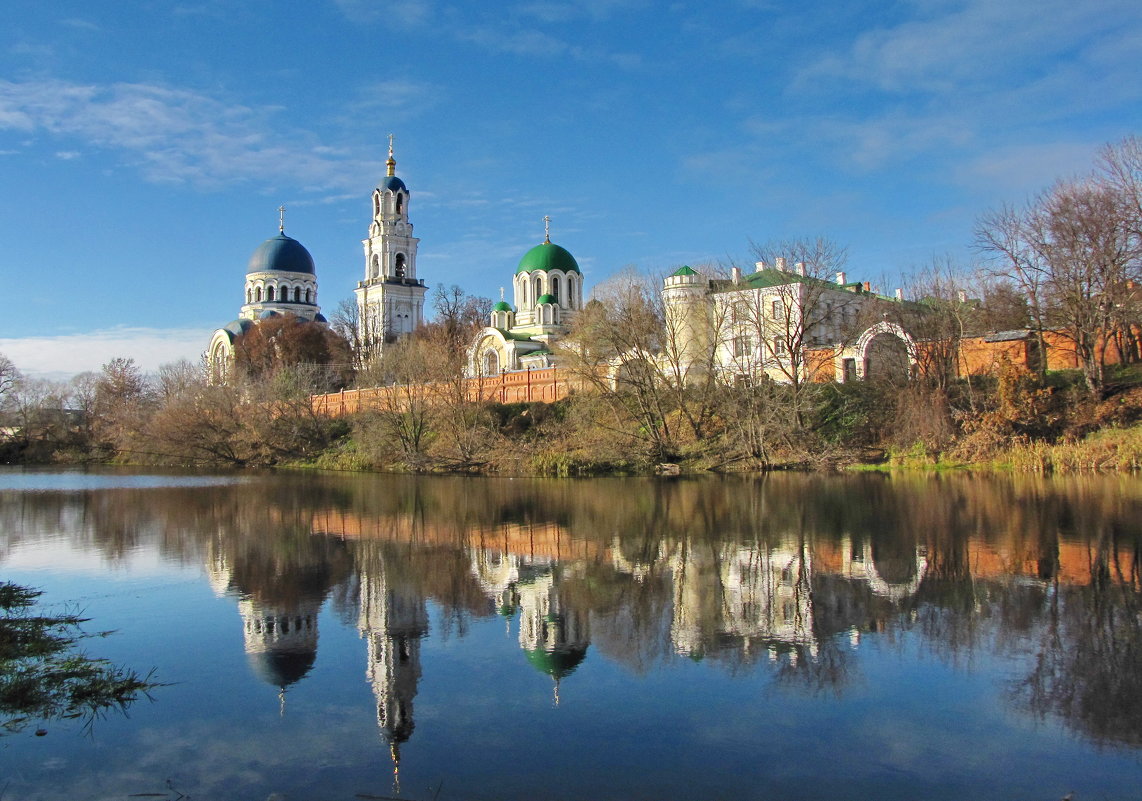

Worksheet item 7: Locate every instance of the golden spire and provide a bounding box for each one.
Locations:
[543,214,551,244]
[386,133,396,177]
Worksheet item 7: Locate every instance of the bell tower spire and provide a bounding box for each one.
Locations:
[356,135,427,359]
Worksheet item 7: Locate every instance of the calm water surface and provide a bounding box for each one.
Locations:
[1,467,1140,800]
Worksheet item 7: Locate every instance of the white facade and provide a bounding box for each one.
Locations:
[354,143,428,353]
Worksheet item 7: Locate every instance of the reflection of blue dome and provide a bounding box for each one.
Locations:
[379,175,407,193]
[247,234,316,275]
[247,648,316,688]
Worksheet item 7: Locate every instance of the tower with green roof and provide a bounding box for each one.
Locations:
[662,264,713,376]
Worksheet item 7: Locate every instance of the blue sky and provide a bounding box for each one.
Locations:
[1,0,1139,377]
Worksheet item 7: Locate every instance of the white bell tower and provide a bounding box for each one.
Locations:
[355,135,427,357]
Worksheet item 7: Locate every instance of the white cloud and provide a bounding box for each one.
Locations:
[801,0,1141,95]
[333,0,433,26]
[0,79,389,190]
[0,326,214,379]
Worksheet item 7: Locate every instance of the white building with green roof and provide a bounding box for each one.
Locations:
[467,223,586,376]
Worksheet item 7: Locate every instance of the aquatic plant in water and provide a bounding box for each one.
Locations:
[0,581,157,735]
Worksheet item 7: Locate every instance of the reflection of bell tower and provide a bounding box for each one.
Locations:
[516,570,589,703]
[359,556,429,777]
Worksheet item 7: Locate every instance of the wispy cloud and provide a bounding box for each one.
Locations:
[0,79,390,190]
[332,0,434,26]
[0,326,214,378]
[800,0,1141,96]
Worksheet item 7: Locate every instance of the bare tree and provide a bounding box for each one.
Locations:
[735,239,859,429]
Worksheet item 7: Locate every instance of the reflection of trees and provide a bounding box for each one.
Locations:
[5,470,1142,748]
[1019,538,1142,747]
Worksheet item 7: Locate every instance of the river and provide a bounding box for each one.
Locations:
[1,467,1140,800]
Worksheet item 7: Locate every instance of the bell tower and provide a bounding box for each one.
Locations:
[355,135,428,358]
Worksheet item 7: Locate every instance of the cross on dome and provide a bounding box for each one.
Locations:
[278,204,286,234]
[386,134,397,177]
[543,215,551,244]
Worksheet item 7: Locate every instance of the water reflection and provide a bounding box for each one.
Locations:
[2,470,1141,763]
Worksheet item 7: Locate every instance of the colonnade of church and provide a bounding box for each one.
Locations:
[244,280,315,305]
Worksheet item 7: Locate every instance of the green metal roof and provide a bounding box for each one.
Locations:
[671,265,698,276]
[493,300,513,312]
[516,242,581,275]
[536,293,557,305]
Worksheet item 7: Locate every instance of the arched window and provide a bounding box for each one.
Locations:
[267,286,275,302]
[535,276,542,301]
[306,288,313,304]
[294,287,301,302]
[483,349,499,375]
[246,288,252,304]
[395,253,406,279]
[372,254,380,279]
[551,275,561,304]
[396,193,404,216]
[373,192,381,219]
[255,286,262,303]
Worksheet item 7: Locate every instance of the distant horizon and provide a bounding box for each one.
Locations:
[3,0,1139,376]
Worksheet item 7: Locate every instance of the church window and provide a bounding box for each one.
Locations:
[255,287,262,303]
[535,276,542,301]
[395,253,406,279]
[396,193,404,216]
[307,288,313,304]
[293,287,301,302]
[551,276,560,303]
[246,289,252,304]
[267,286,275,302]
[373,193,380,218]
[372,254,380,279]
[483,349,499,375]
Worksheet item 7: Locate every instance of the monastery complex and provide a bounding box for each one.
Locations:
[209,141,1132,402]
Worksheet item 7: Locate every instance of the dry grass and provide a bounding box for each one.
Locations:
[999,424,1142,473]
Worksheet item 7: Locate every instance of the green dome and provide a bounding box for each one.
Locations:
[516,242,581,275]
[536,293,557,305]
[493,300,513,312]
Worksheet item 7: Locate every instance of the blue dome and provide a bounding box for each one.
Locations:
[247,233,316,275]
[379,175,407,193]
[258,310,281,319]
[313,312,328,323]
[224,319,253,337]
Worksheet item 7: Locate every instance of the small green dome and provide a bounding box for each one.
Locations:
[536,293,557,305]
[516,242,581,275]
[493,300,513,312]
[671,265,698,276]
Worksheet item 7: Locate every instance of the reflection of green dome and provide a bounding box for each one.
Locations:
[536,293,557,305]
[524,645,588,679]
[516,242,580,275]
[493,300,513,312]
